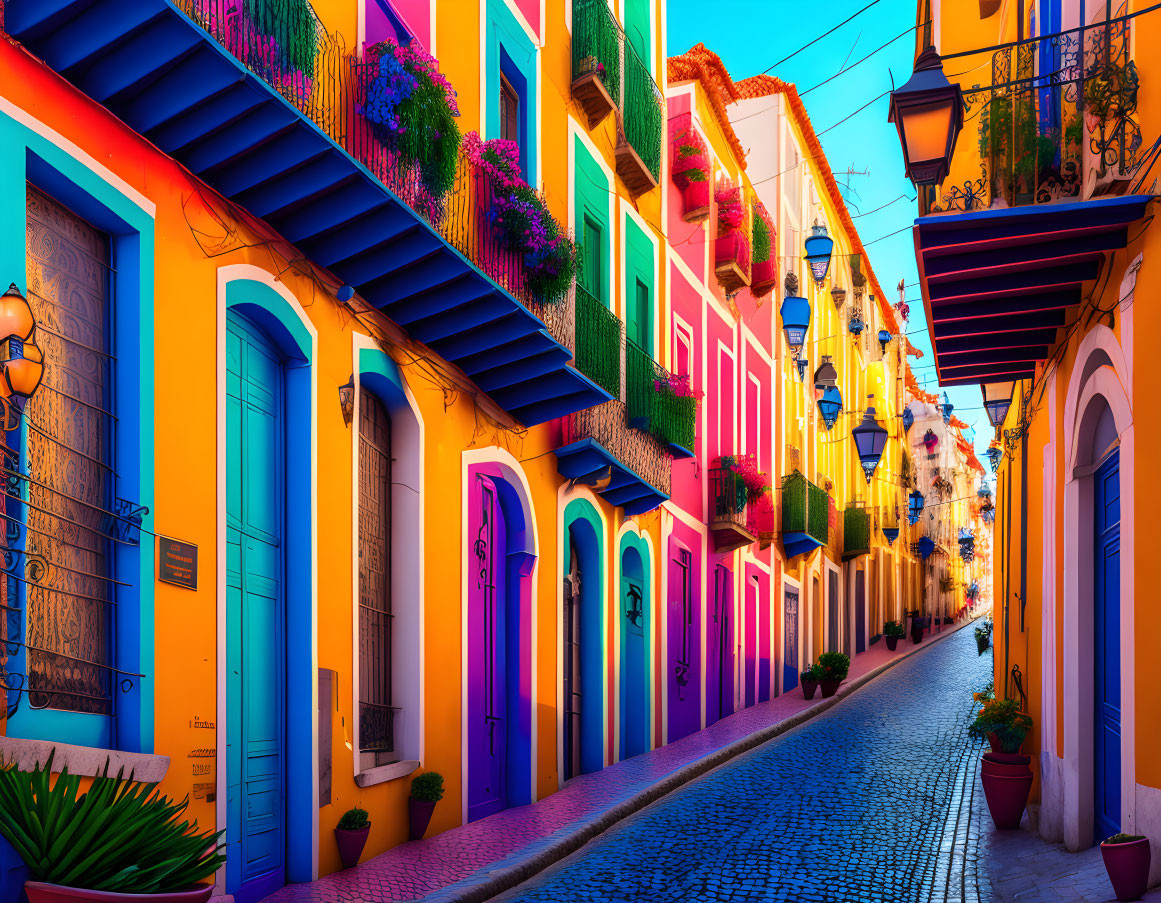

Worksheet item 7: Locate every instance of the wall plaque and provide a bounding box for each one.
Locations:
[158,536,197,589]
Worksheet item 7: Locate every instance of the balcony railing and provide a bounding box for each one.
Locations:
[570,0,663,195]
[565,402,671,497]
[842,505,870,560]
[575,285,623,400]
[934,3,1143,213]
[626,340,697,457]
[176,0,578,338]
[708,457,757,552]
[781,470,829,551]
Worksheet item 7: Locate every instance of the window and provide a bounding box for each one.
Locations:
[673,322,693,383]
[500,73,519,145]
[629,278,650,350]
[23,186,114,726]
[358,388,396,768]
[582,215,604,300]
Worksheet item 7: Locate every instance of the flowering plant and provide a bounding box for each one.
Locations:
[969,697,1032,753]
[714,184,746,235]
[717,454,770,500]
[363,39,461,201]
[671,125,710,190]
[465,132,577,304]
[654,373,698,398]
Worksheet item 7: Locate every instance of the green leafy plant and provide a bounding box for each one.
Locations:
[818,651,850,682]
[752,204,773,265]
[884,620,906,638]
[969,697,1032,753]
[0,754,224,894]
[410,771,445,802]
[243,0,320,79]
[800,663,825,682]
[1105,833,1146,844]
[337,806,370,830]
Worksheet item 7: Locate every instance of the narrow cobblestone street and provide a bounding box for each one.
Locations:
[488,629,996,903]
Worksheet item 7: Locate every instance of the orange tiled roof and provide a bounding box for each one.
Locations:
[666,44,747,169]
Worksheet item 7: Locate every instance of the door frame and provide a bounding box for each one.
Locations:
[216,266,318,889]
[616,523,654,762]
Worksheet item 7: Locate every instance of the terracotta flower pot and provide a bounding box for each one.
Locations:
[25,883,214,903]
[335,824,371,869]
[409,797,437,841]
[801,678,818,700]
[981,752,1031,778]
[885,635,900,651]
[681,181,710,223]
[715,231,750,271]
[981,770,1033,830]
[819,679,842,698]
[1100,837,1151,902]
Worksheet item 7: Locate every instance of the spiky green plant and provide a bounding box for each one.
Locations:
[0,754,224,894]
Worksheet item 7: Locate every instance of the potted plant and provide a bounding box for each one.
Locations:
[713,182,750,293]
[883,620,905,651]
[975,619,993,655]
[671,123,711,223]
[409,771,444,841]
[335,806,371,869]
[1100,834,1151,902]
[910,613,928,644]
[818,651,850,698]
[800,663,824,700]
[0,754,224,903]
[970,697,1035,829]
[750,202,777,297]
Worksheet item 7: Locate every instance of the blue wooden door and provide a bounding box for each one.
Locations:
[226,314,286,903]
[782,587,799,692]
[1094,449,1121,844]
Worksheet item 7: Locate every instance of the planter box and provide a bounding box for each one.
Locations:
[714,231,751,294]
[572,70,616,130]
[1100,837,1151,902]
[750,259,776,297]
[680,180,710,224]
[25,883,213,903]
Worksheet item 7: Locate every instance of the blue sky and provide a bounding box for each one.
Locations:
[667,0,992,455]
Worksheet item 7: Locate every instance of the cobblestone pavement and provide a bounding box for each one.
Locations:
[494,627,994,903]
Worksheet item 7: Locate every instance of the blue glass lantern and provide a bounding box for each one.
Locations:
[883,526,900,545]
[981,380,1016,428]
[986,443,1003,472]
[849,314,864,336]
[941,391,954,424]
[851,405,888,483]
[878,329,892,353]
[977,481,992,500]
[902,407,914,433]
[908,489,925,524]
[914,536,935,559]
[982,506,995,525]
[780,293,811,354]
[804,224,834,285]
[796,356,809,382]
[817,386,842,430]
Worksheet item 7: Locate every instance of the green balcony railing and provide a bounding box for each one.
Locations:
[571,0,622,108]
[626,339,698,455]
[843,506,871,560]
[781,471,829,547]
[622,40,664,181]
[574,285,623,400]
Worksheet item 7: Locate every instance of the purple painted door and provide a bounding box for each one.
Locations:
[782,587,799,692]
[757,577,771,703]
[468,474,507,821]
[667,544,699,742]
[744,577,757,708]
[706,565,733,725]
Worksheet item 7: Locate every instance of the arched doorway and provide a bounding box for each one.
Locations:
[563,500,604,778]
[466,464,535,821]
[1093,441,1121,842]
[619,535,650,759]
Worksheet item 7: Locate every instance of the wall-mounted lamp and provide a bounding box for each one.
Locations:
[339,378,355,426]
[0,284,44,403]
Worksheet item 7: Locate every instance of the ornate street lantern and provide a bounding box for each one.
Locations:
[831,286,847,309]
[981,380,1016,428]
[851,403,888,483]
[887,46,964,187]
[817,385,842,431]
[883,525,900,545]
[908,489,925,524]
[878,329,892,353]
[923,429,939,457]
[780,273,811,354]
[0,284,44,402]
[849,314,864,336]
[913,536,936,559]
[813,355,838,389]
[941,392,954,424]
[338,378,355,426]
[977,481,992,500]
[804,224,834,286]
[986,441,1003,472]
[796,356,809,382]
[958,528,975,562]
[902,407,915,433]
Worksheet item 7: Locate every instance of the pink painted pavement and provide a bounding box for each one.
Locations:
[260,621,971,903]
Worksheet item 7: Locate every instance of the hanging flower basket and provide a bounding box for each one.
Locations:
[671,119,711,224]
[681,178,710,224]
[750,201,777,298]
[714,183,750,293]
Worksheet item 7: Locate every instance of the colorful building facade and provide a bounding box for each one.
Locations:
[0,1,983,899]
[908,0,1160,886]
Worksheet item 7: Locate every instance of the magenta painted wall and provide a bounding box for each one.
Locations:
[666,524,702,743]
[666,97,708,282]
[365,0,431,51]
[668,263,704,520]
[513,0,539,37]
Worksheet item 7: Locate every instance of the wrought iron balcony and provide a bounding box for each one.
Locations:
[0,0,612,426]
[570,0,662,196]
[842,505,870,560]
[781,470,829,559]
[625,339,697,459]
[574,284,623,400]
[708,457,757,553]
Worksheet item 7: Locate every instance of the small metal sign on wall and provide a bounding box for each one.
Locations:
[158,536,197,590]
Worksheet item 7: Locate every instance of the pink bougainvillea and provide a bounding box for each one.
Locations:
[714,183,746,235]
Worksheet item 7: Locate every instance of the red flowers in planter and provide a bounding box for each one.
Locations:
[714,182,750,293]
[671,116,710,224]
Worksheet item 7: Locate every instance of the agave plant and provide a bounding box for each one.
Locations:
[0,753,225,894]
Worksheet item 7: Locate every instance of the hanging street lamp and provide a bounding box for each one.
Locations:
[851,402,888,483]
[878,329,892,354]
[796,356,809,382]
[986,440,1003,472]
[887,45,964,188]
[941,391,954,424]
[804,224,834,286]
[813,355,838,389]
[908,488,925,524]
[780,273,811,354]
[830,286,846,309]
[0,283,44,403]
[817,385,842,431]
[981,380,1016,429]
[902,407,914,433]
[849,313,864,336]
